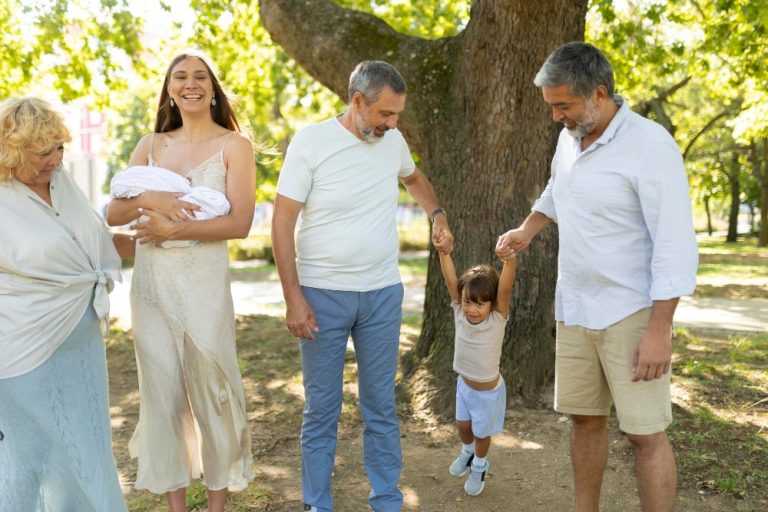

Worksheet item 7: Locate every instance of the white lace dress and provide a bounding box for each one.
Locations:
[127,134,254,493]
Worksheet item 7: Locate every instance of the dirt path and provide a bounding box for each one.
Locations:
[107,314,763,512]
[246,400,758,512]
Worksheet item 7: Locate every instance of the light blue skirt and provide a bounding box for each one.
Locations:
[0,295,127,512]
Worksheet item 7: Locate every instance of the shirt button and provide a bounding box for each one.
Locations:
[55,212,60,216]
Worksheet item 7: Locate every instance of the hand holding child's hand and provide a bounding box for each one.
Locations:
[432,219,454,254]
[496,237,517,262]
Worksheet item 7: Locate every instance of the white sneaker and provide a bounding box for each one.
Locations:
[464,460,488,496]
[449,450,474,476]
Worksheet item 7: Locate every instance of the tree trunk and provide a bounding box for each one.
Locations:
[259,0,589,413]
[704,195,712,236]
[726,155,740,243]
[750,140,768,246]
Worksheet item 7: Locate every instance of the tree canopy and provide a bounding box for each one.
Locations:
[6,0,764,245]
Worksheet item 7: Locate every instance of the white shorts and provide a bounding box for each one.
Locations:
[455,376,506,438]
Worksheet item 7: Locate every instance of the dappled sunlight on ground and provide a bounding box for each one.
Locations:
[492,432,544,450]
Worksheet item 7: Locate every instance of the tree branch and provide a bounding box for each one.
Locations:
[682,107,737,160]
[633,76,691,118]
[258,0,460,153]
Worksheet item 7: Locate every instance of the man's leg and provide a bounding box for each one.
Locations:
[300,287,357,512]
[625,432,676,512]
[571,415,608,512]
[352,284,404,512]
[554,320,612,512]
[601,308,675,512]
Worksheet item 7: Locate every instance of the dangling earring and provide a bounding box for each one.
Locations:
[170,97,175,108]
[211,96,216,106]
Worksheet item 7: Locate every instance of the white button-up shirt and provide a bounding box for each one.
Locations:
[0,168,121,378]
[532,97,698,329]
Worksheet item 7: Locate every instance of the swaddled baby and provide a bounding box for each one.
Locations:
[110,165,230,248]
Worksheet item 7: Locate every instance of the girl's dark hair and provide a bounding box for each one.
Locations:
[155,50,241,133]
[457,265,500,308]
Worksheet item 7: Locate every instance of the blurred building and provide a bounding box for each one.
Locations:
[62,100,110,212]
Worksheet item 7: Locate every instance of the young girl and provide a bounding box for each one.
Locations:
[439,243,516,496]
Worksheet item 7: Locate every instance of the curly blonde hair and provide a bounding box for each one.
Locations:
[0,97,71,182]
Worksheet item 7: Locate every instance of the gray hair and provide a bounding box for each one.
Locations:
[533,42,615,99]
[348,61,407,104]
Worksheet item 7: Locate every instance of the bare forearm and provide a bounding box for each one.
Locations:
[520,211,553,239]
[112,233,136,259]
[438,252,459,301]
[159,213,252,242]
[648,298,679,332]
[271,210,302,299]
[402,170,441,214]
[498,259,517,295]
[106,197,144,226]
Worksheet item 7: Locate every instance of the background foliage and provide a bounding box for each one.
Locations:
[1,0,765,243]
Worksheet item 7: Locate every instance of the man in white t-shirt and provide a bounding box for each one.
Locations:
[272,61,453,512]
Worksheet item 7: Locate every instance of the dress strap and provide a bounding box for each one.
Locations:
[219,132,236,163]
[147,133,156,166]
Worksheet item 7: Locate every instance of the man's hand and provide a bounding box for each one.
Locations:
[285,292,319,340]
[432,216,454,254]
[632,323,672,381]
[497,227,531,260]
[495,236,518,262]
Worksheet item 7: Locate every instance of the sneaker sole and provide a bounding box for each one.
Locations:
[449,467,470,477]
[465,481,485,496]
[449,453,474,477]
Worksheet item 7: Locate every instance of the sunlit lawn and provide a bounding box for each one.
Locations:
[670,327,768,499]
[696,236,768,299]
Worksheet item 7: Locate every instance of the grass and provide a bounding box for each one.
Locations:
[110,315,767,509]
[695,236,768,300]
[669,327,768,500]
[111,235,765,509]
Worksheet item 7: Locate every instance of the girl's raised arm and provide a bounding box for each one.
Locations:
[495,255,516,318]
[439,251,460,303]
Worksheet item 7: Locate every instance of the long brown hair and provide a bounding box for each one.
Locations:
[155,50,241,133]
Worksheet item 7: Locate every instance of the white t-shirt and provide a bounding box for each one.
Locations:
[451,301,508,383]
[276,117,415,291]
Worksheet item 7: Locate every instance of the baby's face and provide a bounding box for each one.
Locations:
[461,290,492,324]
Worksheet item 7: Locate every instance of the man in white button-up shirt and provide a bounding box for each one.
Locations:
[498,43,697,512]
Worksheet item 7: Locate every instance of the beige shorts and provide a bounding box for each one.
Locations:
[554,308,672,435]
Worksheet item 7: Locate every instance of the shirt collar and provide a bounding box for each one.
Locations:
[568,95,629,152]
[596,95,628,144]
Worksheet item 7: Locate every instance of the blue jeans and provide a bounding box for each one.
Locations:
[300,284,404,512]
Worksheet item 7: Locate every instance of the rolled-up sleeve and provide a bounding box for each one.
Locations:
[637,141,698,300]
[532,174,558,223]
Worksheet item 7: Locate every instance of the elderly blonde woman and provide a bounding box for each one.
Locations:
[0,97,132,511]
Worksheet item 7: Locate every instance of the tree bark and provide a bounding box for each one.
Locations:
[724,155,741,243]
[260,0,589,413]
[751,139,768,246]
